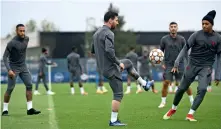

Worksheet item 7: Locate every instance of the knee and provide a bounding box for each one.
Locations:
[6,87,15,96]
[197,87,207,94]
[124,59,133,68]
[163,80,170,88]
[26,84,33,91]
[113,92,124,102]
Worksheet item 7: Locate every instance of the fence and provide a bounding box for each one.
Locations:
[1,58,219,84]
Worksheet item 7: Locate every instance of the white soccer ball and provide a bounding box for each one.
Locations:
[149,49,164,64]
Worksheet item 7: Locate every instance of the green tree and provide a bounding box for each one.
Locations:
[25,19,37,33]
[107,3,140,57]
[40,19,59,32]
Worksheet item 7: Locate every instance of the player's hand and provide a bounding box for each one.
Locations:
[119,63,125,72]
[171,67,179,73]
[162,64,166,70]
[52,62,57,67]
[215,79,219,86]
[8,70,15,78]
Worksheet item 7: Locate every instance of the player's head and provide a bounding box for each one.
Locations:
[130,47,135,51]
[202,10,216,33]
[169,22,178,35]
[104,11,119,30]
[16,24,25,38]
[42,48,48,54]
[143,50,148,57]
[72,46,77,52]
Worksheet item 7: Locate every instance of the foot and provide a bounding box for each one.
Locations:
[109,120,127,126]
[34,91,41,95]
[142,80,154,91]
[102,88,108,93]
[158,102,166,108]
[71,92,75,95]
[96,89,103,94]
[27,108,41,115]
[136,89,143,94]
[2,111,9,116]
[186,114,197,122]
[152,89,158,94]
[124,90,131,94]
[81,92,88,95]
[47,91,55,95]
[207,87,212,92]
[163,109,176,120]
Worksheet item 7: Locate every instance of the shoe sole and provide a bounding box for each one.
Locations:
[185,118,197,122]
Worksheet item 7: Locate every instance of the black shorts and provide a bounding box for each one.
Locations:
[69,70,81,82]
[163,66,183,82]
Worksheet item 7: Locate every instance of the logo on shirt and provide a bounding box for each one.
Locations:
[211,41,216,46]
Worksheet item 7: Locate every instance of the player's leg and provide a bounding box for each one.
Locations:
[108,75,126,126]
[159,67,173,108]
[207,74,212,92]
[19,70,41,115]
[34,74,41,95]
[125,75,131,94]
[175,72,194,105]
[69,72,75,94]
[42,74,55,95]
[135,78,143,94]
[168,81,174,94]
[163,65,197,120]
[186,67,212,121]
[77,71,88,95]
[2,72,18,116]
[120,59,154,91]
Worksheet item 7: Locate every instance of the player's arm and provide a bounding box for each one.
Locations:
[77,56,83,74]
[104,34,120,65]
[43,56,54,65]
[174,32,196,68]
[182,38,189,67]
[159,38,166,68]
[3,42,12,71]
[215,37,221,86]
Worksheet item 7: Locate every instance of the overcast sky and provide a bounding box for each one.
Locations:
[1,0,221,37]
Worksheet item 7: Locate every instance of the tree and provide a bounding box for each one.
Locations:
[40,19,59,32]
[107,3,140,57]
[25,19,37,33]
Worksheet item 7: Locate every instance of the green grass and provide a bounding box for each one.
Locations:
[1,82,221,129]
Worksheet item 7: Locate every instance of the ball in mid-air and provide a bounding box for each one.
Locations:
[149,49,164,64]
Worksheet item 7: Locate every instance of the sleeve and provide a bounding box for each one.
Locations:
[44,56,53,65]
[215,53,221,80]
[174,32,197,67]
[215,36,221,80]
[3,42,12,71]
[182,38,189,67]
[160,38,165,65]
[138,56,142,62]
[104,34,120,65]
[160,38,165,52]
[78,56,83,73]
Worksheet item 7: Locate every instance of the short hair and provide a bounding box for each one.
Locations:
[42,48,47,53]
[169,22,177,26]
[16,24,25,29]
[130,47,135,51]
[72,46,76,51]
[104,11,118,22]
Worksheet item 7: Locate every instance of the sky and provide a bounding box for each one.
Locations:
[1,0,221,38]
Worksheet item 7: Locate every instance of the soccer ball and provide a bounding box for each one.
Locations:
[149,49,164,64]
